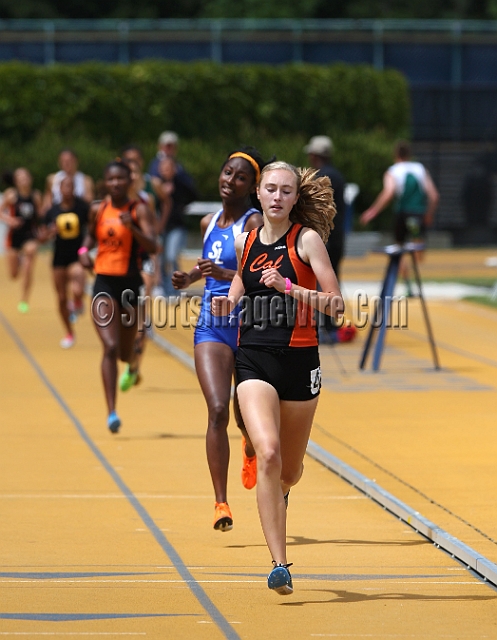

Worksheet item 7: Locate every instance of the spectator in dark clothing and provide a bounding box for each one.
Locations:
[304,136,345,278]
[148,131,179,178]
[304,136,353,343]
[149,131,197,294]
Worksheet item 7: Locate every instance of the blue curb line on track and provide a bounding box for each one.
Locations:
[0,311,242,640]
[151,329,497,589]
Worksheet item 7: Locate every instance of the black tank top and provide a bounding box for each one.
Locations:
[14,193,36,227]
[239,224,318,348]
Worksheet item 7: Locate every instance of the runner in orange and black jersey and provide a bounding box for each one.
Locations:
[79,160,156,434]
[240,223,318,349]
[121,156,159,394]
[212,161,343,596]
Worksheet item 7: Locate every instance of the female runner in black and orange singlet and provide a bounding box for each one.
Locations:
[79,160,156,434]
[0,168,42,313]
[212,161,343,596]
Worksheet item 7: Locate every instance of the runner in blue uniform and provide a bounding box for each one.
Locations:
[172,147,267,532]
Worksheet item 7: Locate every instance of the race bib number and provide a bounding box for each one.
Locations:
[56,212,80,240]
[310,366,321,395]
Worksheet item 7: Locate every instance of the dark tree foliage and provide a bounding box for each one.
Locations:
[0,0,495,19]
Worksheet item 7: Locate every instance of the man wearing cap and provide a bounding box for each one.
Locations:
[304,135,350,343]
[148,131,197,295]
[148,131,180,177]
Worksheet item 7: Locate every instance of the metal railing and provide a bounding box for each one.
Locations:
[1,18,497,71]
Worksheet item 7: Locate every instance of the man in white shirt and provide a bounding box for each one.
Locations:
[360,140,439,294]
[43,149,94,213]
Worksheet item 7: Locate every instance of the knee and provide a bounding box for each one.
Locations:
[207,401,229,431]
[280,463,304,489]
[103,341,119,361]
[257,443,281,475]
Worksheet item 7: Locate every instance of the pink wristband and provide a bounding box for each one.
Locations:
[285,278,292,294]
[77,246,89,256]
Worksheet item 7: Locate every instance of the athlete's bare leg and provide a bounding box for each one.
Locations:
[237,379,318,565]
[53,267,73,336]
[67,261,85,309]
[19,240,37,304]
[194,341,235,504]
[6,248,21,280]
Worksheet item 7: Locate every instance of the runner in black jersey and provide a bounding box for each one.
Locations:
[44,175,89,348]
[213,161,343,596]
[0,168,42,313]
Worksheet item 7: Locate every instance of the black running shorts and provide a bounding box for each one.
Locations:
[394,213,426,244]
[235,345,321,401]
[93,273,143,306]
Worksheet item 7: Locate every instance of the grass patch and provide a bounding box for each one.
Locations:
[462,296,497,309]
[426,277,496,287]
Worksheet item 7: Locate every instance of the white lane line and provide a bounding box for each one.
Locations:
[0,495,213,499]
[0,579,483,585]
[0,494,365,500]
[313,633,493,637]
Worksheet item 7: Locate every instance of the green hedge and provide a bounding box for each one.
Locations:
[0,60,409,145]
[0,61,409,228]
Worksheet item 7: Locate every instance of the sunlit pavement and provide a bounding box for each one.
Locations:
[1,250,496,639]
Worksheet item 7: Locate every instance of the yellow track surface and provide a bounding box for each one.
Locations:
[1,249,496,639]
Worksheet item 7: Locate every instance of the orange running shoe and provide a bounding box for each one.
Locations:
[241,436,257,490]
[213,502,233,532]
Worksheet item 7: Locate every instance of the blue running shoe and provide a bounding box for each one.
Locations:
[107,411,121,434]
[267,562,293,595]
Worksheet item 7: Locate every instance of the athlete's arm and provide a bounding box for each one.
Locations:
[40,212,57,242]
[41,173,54,214]
[302,229,344,319]
[211,232,247,316]
[145,192,158,232]
[78,201,100,270]
[122,201,157,255]
[34,191,51,242]
[171,213,213,290]
[360,171,396,225]
[0,188,19,226]
[423,171,439,227]
[33,190,43,219]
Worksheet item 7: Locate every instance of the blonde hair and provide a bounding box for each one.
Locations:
[259,161,336,243]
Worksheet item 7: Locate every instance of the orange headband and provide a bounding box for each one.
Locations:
[229,152,261,183]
